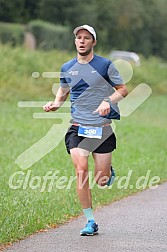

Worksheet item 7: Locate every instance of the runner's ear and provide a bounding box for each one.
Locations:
[93,40,97,47]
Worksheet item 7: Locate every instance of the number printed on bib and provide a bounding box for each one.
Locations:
[78,126,102,139]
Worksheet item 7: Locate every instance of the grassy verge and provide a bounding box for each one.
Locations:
[0,45,167,245]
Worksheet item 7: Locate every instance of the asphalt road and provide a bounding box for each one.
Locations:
[4,182,167,252]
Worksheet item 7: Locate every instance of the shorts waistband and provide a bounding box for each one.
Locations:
[71,123,111,127]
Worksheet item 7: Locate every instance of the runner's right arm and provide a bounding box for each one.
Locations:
[43,86,70,112]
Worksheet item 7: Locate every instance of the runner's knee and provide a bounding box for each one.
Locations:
[94,171,110,186]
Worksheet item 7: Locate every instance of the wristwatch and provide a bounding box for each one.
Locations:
[103,97,112,106]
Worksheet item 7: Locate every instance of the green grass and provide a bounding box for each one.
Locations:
[0,45,167,245]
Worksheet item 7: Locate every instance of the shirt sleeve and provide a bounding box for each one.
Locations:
[60,64,70,88]
[107,61,124,86]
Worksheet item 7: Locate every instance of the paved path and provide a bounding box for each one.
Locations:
[4,183,167,252]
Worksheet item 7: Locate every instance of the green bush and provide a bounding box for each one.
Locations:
[0,22,25,46]
[28,20,73,51]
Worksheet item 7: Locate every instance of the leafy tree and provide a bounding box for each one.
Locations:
[0,0,167,58]
[0,0,24,23]
[0,0,40,23]
[37,0,97,27]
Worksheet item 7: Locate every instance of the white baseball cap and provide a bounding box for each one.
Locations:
[73,24,96,40]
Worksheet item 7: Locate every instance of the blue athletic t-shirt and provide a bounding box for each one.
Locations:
[60,55,123,125]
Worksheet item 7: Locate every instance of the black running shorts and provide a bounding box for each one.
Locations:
[65,125,116,154]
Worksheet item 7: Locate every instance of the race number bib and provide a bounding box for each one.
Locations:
[78,126,102,139]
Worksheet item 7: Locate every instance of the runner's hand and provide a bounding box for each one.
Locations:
[93,101,110,116]
[43,101,59,112]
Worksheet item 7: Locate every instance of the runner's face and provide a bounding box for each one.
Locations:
[75,30,96,56]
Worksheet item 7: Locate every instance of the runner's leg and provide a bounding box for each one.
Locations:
[92,152,112,186]
[70,148,92,209]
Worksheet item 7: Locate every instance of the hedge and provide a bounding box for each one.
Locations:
[0,22,25,46]
[27,20,73,50]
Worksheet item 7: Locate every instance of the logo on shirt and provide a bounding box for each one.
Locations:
[69,71,78,75]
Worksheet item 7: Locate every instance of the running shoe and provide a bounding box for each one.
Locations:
[80,220,98,236]
[107,167,115,186]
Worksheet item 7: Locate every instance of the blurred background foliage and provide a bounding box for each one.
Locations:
[0,1,167,245]
[0,0,167,58]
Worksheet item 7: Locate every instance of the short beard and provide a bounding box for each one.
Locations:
[78,48,92,56]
